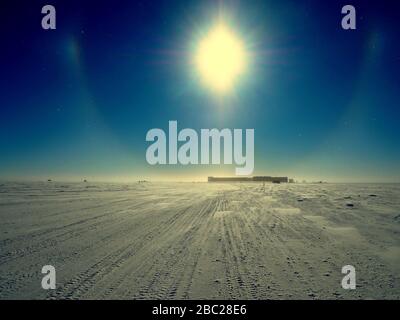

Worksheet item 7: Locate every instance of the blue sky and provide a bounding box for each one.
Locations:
[0,0,399,182]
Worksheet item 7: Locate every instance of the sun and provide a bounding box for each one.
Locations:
[194,23,247,94]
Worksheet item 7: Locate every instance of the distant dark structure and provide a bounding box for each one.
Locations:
[208,176,289,183]
[253,176,288,183]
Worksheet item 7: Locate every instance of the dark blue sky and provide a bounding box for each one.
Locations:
[1,0,399,182]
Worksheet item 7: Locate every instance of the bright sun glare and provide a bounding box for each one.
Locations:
[194,23,247,94]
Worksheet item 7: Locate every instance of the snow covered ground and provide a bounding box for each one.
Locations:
[0,181,399,299]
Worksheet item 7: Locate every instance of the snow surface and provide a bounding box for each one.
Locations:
[0,182,399,299]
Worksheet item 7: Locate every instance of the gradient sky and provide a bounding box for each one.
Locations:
[1,0,399,182]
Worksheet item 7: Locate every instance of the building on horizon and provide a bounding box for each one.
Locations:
[208,176,289,183]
